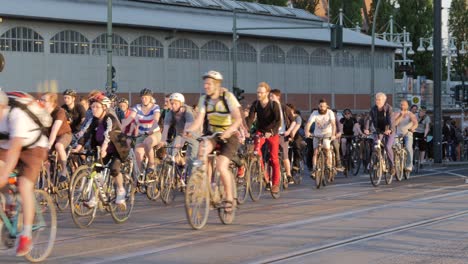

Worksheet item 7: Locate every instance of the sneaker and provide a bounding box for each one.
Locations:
[237,176,245,185]
[116,189,126,205]
[265,182,271,191]
[287,175,294,184]
[310,170,316,179]
[292,166,300,172]
[335,164,345,172]
[16,235,32,256]
[85,196,97,208]
[271,184,280,194]
[58,174,68,183]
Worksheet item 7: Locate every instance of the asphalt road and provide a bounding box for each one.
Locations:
[2,165,468,264]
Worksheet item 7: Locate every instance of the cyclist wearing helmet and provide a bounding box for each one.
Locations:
[42,92,72,182]
[157,93,198,176]
[122,88,161,175]
[62,89,86,134]
[73,94,127,206]
[186,71,242,212]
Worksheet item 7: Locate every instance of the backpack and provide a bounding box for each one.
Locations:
[3,92,52,148]
[203,91,231,134]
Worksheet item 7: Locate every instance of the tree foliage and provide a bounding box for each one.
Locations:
[329,0,362,28]
[368,0,396,35]
[448,0,468,81]
[290,0,320,14]
[394,0,434,79]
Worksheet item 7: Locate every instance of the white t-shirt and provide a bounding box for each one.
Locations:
[0,107,49,149]
[307,109,335,137]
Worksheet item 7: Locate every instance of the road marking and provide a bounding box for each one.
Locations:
[77,183,468,264]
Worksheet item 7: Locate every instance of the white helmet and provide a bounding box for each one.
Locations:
[169,93,185,104]
[202,70,223,81]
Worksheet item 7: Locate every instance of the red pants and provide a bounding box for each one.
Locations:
[255,134,280,186]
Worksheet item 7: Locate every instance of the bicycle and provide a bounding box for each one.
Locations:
[184,132,237,230]
[0,173,57,262]
[309,136,335,189]
[233,145,249,205]
[412,137,422,174]
[69,148,135,228]
[392,135,408,181]
[368,133,393,187]
[342,135,361,177]
[244,137,263,202]
[288,141,303,185]
[159,145,188,205]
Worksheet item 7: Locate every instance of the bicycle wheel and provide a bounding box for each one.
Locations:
[369,152,382,187]
[70,170,97,228]
[110,173,136,224]
[54,164,70,212]
[384,154,393,185]
[351,146,361,176]
[235,164,248,205]
[394,151,403,181]
[315,151,325,189]
[218,174,237,225]
[24,189,57,263]
[146,169,160,201]
[185,168,209,230]
[413,147,420,174]
[248,158,263,202]
[160,163,176,205]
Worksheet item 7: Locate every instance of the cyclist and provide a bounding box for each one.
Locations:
[340,109,357,161]
[286,103,305,175]
[410,104,418,115]
[394,99,418,173]
[185,70,242,212]
[157,93,198,179]
[364,92,395,176]
[122,88,161,175]
[73,94,127,206]
[62,89,86,134]
[246,82,282,194]
[0,91,48,256]
[414,106,430,163]
[304,99,336,178]
[42,92,73,182]
[269,89,296,184]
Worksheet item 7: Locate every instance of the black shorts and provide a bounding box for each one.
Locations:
[207,134,239,160]
[103,153,122,177]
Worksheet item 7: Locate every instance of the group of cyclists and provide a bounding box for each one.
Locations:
[0,69,435,258]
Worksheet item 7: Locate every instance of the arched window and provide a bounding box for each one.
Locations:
[334,51,354,67]
[50,30,89,54]
[201,40,229,61]
[310,48,331,66]
[92,33,128,56]
[168,39,199,59]
[235,42,256,63]
[286,46,309,64]
[260,45,285,64]
[0,27,44,52]
[130,36,163,58]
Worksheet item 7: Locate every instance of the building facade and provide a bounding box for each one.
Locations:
[0,0,396,111]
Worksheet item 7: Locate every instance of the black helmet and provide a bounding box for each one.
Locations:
[343,108,352,115]
[63,89,77,97]
[140,88,152,97]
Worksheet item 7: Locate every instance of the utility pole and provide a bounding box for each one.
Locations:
[106,0,113,93]
[370,0,382,105]
[232,9,238,91]
[433,0,442,163]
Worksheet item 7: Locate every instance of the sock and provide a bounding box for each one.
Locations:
[22,225,32,238]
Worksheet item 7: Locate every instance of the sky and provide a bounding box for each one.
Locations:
[442,0,452,39]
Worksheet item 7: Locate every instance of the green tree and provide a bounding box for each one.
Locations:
[290,0,320,14]
[368,0,396,35]
[449,0,468,84]
[394,0,434,79]
[329,0,362,28]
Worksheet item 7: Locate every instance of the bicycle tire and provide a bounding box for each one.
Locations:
[160,163,176,205]
[110,173,136,224]
[413,148,420,175]
[369,152,382,187]
[24,190,57,263]
[384,154,393,185]
[235,164,249,205]
[185,169,209,230]
[70,170,97,228]
[54,164,70,212]
[218,175,237,225]
[394,150,403,181]
[248,159,263,202]
[315,151,325,189]
[351,146,361,176]
[146,171,160,201]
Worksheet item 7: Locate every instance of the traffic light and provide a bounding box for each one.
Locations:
[331,25,343,50]
[233,87,244,102]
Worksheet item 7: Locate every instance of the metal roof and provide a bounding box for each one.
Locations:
[0,0,398,48]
